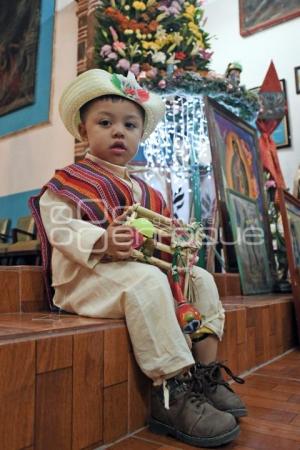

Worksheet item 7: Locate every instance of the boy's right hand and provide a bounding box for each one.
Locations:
[94,211,134,261]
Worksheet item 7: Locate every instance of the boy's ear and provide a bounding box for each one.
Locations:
[78,123,87,141]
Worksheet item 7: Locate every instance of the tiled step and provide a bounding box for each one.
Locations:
[0,267,298,449]
[0,266,47,313]
[0,312,150,450]
[220,294,298,373]
[0,266,242,314]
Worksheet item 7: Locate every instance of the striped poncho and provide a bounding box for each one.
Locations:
[29,158,169,309]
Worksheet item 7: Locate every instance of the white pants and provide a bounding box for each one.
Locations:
[53,261,225,382]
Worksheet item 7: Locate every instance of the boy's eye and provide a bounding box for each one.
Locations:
[125,122,136,129]
[99,120,111,127]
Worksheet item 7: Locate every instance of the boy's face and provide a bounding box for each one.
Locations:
[79,98,144,166]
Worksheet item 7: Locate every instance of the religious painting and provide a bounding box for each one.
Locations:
[278,189,300,334]
[239,0,300,37]
[227,189,273,294]
[205,97,273,291]
[250,79,291,149]
[0,0,41,116]
[0,0,55,137]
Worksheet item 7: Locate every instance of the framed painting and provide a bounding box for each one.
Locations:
[227,189,273,294]
[205,96,273,291]
[239,0,300,37]
[278,189,300,333]
[250,80,291,149]
[0,0,55,137]
[0,0,40,116]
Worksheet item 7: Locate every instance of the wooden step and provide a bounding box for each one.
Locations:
[0,266,243,314]
[0,312,150,450]
[220,294,298,373]
[0,266,47,313]
[0,267,298,449]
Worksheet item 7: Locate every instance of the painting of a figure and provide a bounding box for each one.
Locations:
[240,0,300,36]
[205,97,273,286]
[205,98,264,217]
[0,0,41,116]
[227,189,272,294]
[278,190,300,332]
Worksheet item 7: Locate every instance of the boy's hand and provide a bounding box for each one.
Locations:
[95,211,134,260]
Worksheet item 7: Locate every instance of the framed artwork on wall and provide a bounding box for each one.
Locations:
[205,97,273,292]
[295,66,300,94]
[250,79,291,149]
[0,0,41,116]
[227,189,272,294]
[239,0,300,37]
[278,189,300,333]
[270,79,291,149]
[0,0,55,137]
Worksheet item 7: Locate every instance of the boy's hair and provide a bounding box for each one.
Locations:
[79,94,145,123]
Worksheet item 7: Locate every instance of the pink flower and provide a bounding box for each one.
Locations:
[130,63,140,76]
[113,41,126,51]
[100,45,112,57]
[158,79,166,89]
[105,52,118,61]
[158,1,182,15]
[146,67,158,79]
[137,71,147,81]
[116,58,131,71]
[265,180,276,189]
[109,26,119,42]
[199,49,213,60]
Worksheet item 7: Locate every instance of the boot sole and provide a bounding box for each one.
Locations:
[149,417,240,448]
[226,408,248,418]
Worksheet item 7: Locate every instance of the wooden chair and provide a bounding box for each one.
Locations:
[5,216,41,265]
[0,218,11,265]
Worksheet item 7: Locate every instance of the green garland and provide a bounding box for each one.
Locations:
[143,71,260,122]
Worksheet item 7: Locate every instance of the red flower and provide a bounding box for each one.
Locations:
[137,89,150,102]
[124,88,136,96]
[124,87,149,103]
[175,52,187,60]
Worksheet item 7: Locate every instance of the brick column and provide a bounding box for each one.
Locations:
[75,0,101,159]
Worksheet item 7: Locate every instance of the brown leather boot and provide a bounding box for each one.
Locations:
[149,376,239,448]
[192,362,248,417]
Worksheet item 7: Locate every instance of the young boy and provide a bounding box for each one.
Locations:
[30,69,246,448]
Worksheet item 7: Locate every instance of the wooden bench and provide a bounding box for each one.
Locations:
[0,266,298,449]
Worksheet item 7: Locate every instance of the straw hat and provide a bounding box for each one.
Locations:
[59,69,165,141]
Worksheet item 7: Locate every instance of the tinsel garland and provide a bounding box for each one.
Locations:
[143,71,260,122]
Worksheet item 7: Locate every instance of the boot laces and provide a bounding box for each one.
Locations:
[194,361,245,393]
[168,375,207,408]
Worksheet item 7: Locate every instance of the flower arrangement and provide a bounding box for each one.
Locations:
[94,0,213,85]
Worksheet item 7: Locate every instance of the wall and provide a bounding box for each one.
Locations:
[0,0,77,225]
[205,0,300,191]
[1,0,299,225]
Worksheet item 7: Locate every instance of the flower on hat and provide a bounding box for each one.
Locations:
[111,72,150,103]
